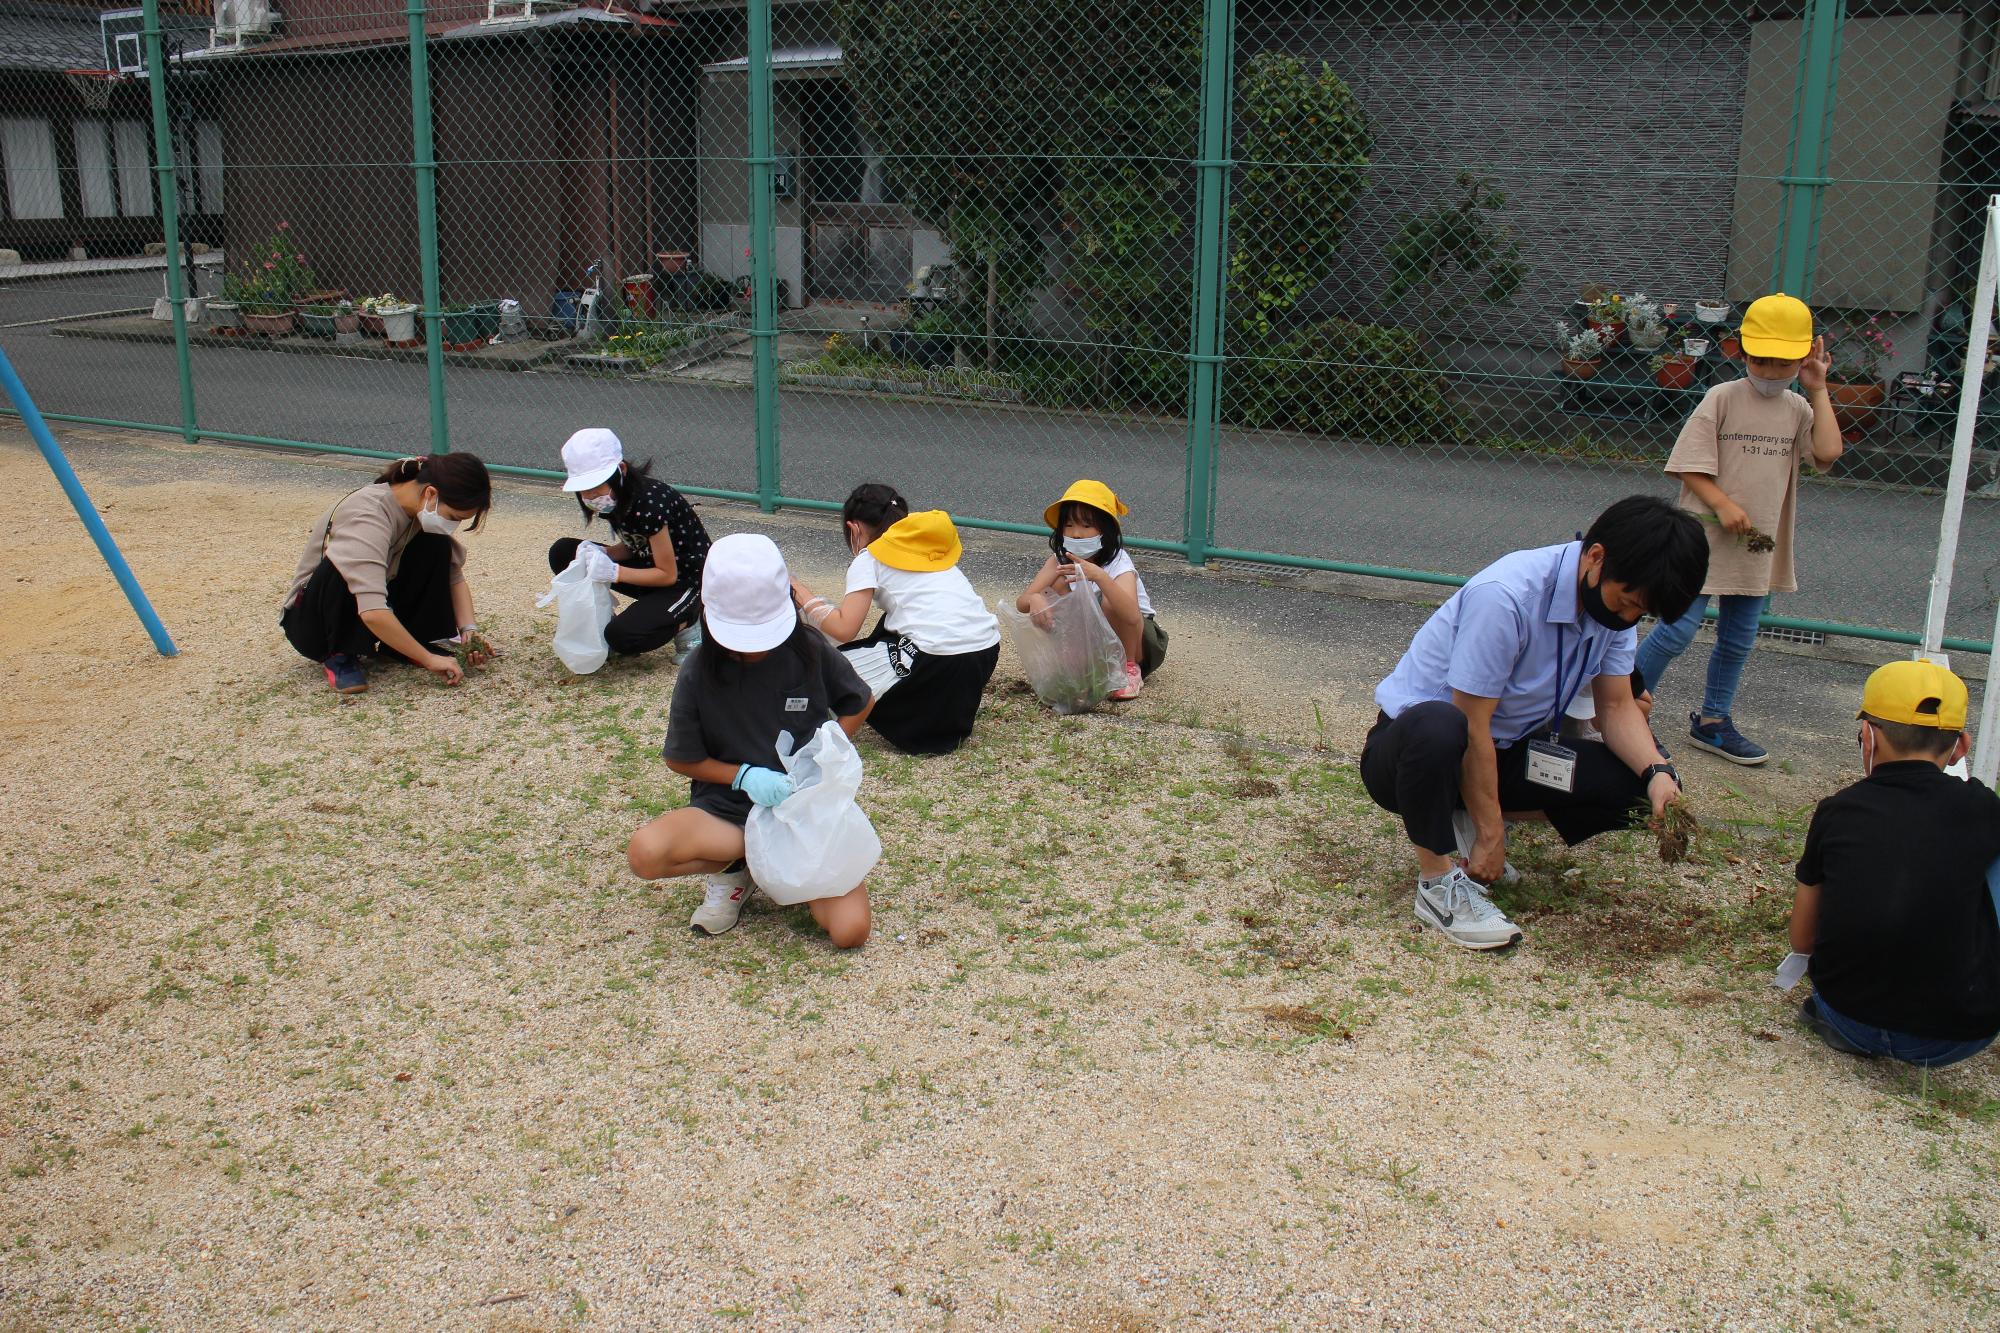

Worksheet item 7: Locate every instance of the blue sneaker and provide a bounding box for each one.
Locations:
[322,652,368,694]
[1687,712,1766,766]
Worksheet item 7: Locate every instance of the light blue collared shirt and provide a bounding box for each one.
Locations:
[1374,540,1637,746]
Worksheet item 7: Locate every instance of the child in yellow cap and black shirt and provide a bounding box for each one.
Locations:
[789,483,1001,755]
[1787,660,2000,1067]
[1634,293,1845,765]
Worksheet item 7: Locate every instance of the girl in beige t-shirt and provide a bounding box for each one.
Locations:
[1633,295,1843,765]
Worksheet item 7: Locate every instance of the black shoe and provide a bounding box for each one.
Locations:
[1798,996,1872,1057]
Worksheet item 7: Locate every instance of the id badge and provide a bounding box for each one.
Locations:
[1525,739,1577,793]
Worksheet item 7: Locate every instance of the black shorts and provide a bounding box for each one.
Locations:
[841,625,1000,755]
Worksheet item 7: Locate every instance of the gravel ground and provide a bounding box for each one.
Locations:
[3,429,1998,1331]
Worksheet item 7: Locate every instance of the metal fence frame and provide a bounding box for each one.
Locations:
[5,0,1991,655]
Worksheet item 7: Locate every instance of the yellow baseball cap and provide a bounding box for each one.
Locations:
[1739,293,1814,359]
[1043,479,1130,531]
[867,509,962,573]
[1857,659,1968,730]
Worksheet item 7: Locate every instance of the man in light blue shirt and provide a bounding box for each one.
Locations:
[1362,496,1708,950]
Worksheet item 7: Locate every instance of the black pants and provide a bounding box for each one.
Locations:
[1359,701,1651,856]
[840,624,1000,755]
[549,538,700,656]
[282,533,457,663]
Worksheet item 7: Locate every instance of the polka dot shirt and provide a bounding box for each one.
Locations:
[608,475,710,581]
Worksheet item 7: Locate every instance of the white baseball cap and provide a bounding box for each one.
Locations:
[702,532,797,652]
[560,427,623,492]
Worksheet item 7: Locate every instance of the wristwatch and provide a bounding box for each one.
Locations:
[1640,762,1680,788]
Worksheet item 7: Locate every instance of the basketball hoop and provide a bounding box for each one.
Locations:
[62,69,124,113]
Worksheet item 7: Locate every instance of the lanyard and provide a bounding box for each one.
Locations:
[1546,623,1586,742]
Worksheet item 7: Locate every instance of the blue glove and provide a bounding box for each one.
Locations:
[733,765,793,808]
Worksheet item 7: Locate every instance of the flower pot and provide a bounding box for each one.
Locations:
[1694,300,1731,324]
[1628,322,1669,351]
[334,309,360,336]
[1586,319,1624,347]
[379,303,418,343]
[1720,335,1742,359]
[656,250,691,275]
[1654,356,1697,391]
[1827,381,1886,437]
[242,306,297,337]
[358,310,386,338]
[207,300,242,330]
[622,275,656,321]
[1682,337,1711,358]
[1561,356,1602,381]
[292,289,347,312]
[441,301,499,346]
[299,309,341,338]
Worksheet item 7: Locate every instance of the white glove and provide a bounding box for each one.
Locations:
[579,542,619,584]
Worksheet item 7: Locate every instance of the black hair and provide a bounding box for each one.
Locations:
[376,453,491,531]
[842,482,910,546]
[1863,713,1963,760]
[1049,500,1124,568]
[693,607,822,694]
[578,458,657,528]
[1580,495,1707,626]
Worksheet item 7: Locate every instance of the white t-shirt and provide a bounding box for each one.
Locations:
[846,551,1001,655]
[1097,549,1155,617]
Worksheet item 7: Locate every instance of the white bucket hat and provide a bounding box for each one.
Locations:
[702,532,797,652]
[560,427,623,492]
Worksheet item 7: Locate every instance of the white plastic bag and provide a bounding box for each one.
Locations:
[535,551,614,674]
[744,720,883,905]
[995,585,1126,714]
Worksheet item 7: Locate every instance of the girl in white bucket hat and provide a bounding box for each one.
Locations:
[626,532,876,947]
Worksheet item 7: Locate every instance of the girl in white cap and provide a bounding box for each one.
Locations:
[787,483,1000,754]
[550,427,711,659]
[627,532,876,946]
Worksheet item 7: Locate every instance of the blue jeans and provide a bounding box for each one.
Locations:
[1634,593,1767,718]
[1806,994,1996,1068]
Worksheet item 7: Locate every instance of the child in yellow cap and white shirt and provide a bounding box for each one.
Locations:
[1016,479,1169,700]
[1633,293,1844,765]
[789,483,1001,754]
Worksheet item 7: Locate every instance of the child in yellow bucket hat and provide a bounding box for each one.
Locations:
[788,483,1001,754]
[1015,479,1169,700]
[1632,293,1845,765]
[1786,659,2000,1067]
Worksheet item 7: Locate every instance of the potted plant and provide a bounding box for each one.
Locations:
[441,300,500,346]
[1625,293,1669,350]
[1584,290,1628,345]
[1555,321,1610,379]
[300,302,346,338]
[356,293,403,338]
[228,223,316,337]
[378,300,419,344]
[1651,336,1700,390]
[1694,299,1732,324]
[656,250,692,275]
[1825,316,1894,438]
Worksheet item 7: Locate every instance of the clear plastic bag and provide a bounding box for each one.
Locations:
[534,551,614,674]
[995,585,1126,714]
[744,720,883,905]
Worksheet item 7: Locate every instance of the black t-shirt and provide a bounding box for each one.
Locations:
[1795,761,2000,1040]
[605,475,710,581]
[663,638,870,822]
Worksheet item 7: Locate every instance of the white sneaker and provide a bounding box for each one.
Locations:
[1415,867,1523,951]
[690,871,749,936]
[1451,809,1520,884]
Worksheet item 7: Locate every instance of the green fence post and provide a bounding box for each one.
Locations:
[1772,0,1846,300]
[406,0,449,454]
[746,0,780,512]
[1182,0,1236,567]
[140,0,196,445]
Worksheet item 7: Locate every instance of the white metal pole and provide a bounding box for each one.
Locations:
[1921,195,2000,659]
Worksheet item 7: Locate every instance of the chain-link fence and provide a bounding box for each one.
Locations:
[4,0,1999,650]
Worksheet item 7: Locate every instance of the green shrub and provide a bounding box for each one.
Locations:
[1231,319,1464,444]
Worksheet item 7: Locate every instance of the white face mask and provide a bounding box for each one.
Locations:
[418,497,460,536]
[1746,371,1793,398]
[1062,534,1103,559]
[584,493,617,515]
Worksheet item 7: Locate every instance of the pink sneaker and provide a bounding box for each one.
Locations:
[1109,660,1143,701]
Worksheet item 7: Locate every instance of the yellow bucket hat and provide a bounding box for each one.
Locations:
[1043,479,1130,531]
[1739,293,1814,359]
[868,509,962,573]
[1857,659,1969,731]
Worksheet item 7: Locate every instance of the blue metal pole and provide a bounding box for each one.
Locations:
[0,343,177,656]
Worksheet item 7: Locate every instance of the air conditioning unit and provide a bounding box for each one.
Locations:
[210,0,277,52]
[483,0,568,25]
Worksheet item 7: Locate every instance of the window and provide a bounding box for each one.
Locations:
[1,118,62,220]
[197,121,223,214]
[73,121,116,218]
[113,120,151,216]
